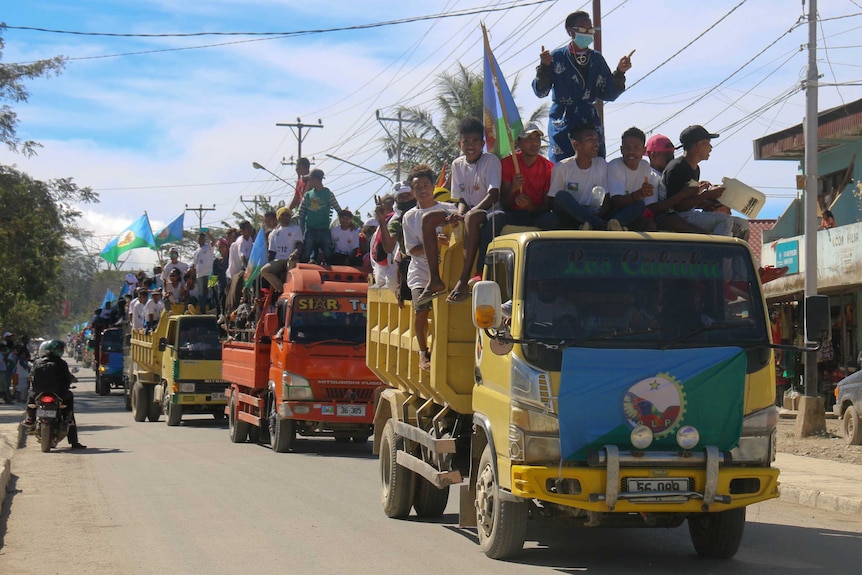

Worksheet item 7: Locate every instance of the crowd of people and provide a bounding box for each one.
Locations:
[1,331,32,404]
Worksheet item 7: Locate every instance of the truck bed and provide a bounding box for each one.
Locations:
[223,340,271,389]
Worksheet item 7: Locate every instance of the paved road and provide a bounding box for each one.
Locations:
[2,363,862,574]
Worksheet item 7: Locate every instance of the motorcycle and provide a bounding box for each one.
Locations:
[29,392,71,453]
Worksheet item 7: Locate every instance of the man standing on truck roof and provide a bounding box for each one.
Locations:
[401,164,458,370]
[129,288,149,331]
[225,220,255,315]
[288,157,311,211]
[162,247,189,286]
[261,207,303,293]
[191,231,214,312]
[298,168,341,265]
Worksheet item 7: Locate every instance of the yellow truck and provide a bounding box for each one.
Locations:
[127,312,228,426]
[367,229,827,560]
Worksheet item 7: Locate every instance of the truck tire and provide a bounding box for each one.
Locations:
[687,507,746,558]
[147,387,161,422]
[124,377,133,411]
[380,419,415,518]
[475,445,527,560]
[132,381,148,422]
[844,405,862,445]
[270,415,294,453]
[97,374,110,396]
[413,477,449,518]
[228,392,249,443]
[166,396,182,427]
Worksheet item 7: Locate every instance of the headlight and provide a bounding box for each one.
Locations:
[288,386,313,400]
[676,425,700,450]
[179,383,195,393]
[742,405,779,436]
[630,424,654,449]
[283,372,312,400]
[511,405,559,434]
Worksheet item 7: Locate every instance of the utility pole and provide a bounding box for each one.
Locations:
[798,0,826,436]
[276,117,323,161]
[185,204,215,230]
[376,109,422,182]
[593,0,603,124]
[240,195,271,224]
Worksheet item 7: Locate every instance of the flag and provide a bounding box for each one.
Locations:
[154,212,185,249]
[482,24,523,158]
[244,229,267,287]
[557,347,747,461]
[102,288,116,307]
[100,214,156,264]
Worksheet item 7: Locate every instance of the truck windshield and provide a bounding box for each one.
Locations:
[522,239,768,348]
[101,330,123,353]
[289,311,367,344]
[177,318,221,360]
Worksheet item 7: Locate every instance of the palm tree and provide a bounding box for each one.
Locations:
[381,62,548,179]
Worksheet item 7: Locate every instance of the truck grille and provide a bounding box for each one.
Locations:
[322,387,375,402]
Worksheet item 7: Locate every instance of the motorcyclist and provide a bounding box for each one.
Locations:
[23,339,87,450]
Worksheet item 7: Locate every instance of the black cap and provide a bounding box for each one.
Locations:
[309,168,325,180]
[679,125,719,148]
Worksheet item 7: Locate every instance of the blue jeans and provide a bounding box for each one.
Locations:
[301,228,334,263]
[553,191,608,228]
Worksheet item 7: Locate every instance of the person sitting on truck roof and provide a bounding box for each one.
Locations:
[261,207,303,293]
[298,168,341,265]
[330,209,362,266]
[402,164,458,370]
[498,122,558,230]
[415,117,501,305]
[549,124,622,231]
[164,268,187,306]
[606,126,659,232]
[643,134,706,233]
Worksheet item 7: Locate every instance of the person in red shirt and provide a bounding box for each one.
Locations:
[288,157,311,211]
[499,122,559,229]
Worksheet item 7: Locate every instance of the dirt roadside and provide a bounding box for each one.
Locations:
[777,415,862,465]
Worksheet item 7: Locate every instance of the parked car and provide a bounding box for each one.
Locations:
[833,370,862,445]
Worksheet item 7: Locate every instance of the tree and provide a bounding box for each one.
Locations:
[380,62,549,178]
[0,25,66,156]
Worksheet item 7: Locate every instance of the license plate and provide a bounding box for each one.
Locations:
[210,392,226,401]
[336,404,366,417]
[627,478,689,494]
[37,408,57,418]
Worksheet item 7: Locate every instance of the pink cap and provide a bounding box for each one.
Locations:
[645,134,675,154]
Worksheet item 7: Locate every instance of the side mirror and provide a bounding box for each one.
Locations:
[263,313,280,337]
[804,295,830,342]
[472,281,502,329]
[158,338,167,352]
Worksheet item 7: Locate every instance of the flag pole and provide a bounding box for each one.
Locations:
[481,23,521,181]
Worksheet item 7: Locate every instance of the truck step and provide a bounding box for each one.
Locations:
[396,450,462,488]
[394,421,456,454]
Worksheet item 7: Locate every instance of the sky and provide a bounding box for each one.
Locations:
[3,0,862,270]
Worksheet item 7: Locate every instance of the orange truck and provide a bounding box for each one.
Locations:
[223,263,382,451]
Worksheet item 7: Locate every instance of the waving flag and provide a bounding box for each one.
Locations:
[102,288,116,307]
[154,212,185,249]
[100,213,156,264]
[244,229,267,287]
[482,23,523,158]
[557,347,747,461]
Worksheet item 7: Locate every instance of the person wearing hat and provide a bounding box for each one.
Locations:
[330,209,361,266]
[297,168,341,264]
[533,10,633,163]
[145,289,165,331]
[191,231,214,311]
[161,247,189,286]
[261,207,303,293]
[660,125,733,236]
[641,134,705,233]
[499,122,558,229]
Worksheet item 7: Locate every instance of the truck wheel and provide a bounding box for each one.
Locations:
[124,377,133,411]
[270,414,294,453]
[475,445,527,560]
[844,405,862,445]
[166,396,182,427]
[147,387,161,422]
[132,381,148,422]
[687,507,746,558]
[380,419,415,518]
[97,374,110,396]
[351,434,370,444]
[413,477,449,518]
[228,392,249,443]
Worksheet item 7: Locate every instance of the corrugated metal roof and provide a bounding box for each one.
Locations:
[754,98,862,160]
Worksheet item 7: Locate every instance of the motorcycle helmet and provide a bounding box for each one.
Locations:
[39,339,66,358]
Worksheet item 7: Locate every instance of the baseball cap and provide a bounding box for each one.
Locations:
[338,209,353,217]
[518,121,544,139]
[276,207,290,219]
[678,125,719,148]
[2,331,13,338]
[392,181,411,196]
[309,168,325,180]
[645,134,675,154]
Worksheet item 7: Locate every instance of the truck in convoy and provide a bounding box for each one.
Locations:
[224,263,381,451]
[127,313,228,425]
[367,229,828,560]
[94,326,125,396]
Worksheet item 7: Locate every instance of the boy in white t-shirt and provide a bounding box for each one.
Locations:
[330,209,361,265]
[401,164,457,370]
[417,117,501,304]
[605,126,658,231]
[261,207,303,293]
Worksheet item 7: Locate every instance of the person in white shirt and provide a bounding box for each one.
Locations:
[162,248,189,286]
[129,288,149,330]
[605,126,658,231]
[191,232,214,310]
[261,208,303,293]
[330,209,361,265]
[226,221,255,313]
[144,289,165,330]
[401,164,458,370]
